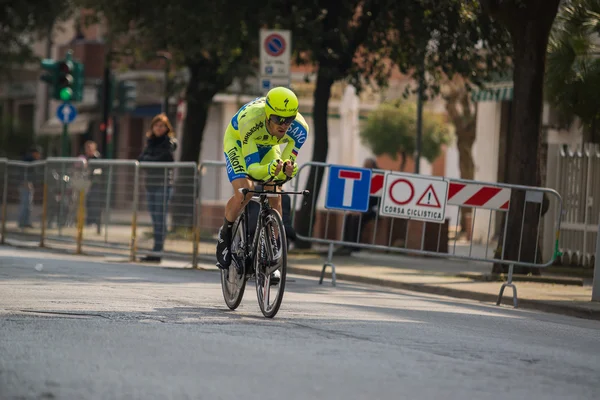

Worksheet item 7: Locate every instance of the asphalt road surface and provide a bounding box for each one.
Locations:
[1,247,599,400]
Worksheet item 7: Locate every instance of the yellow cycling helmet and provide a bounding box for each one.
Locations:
[265,87,299,119]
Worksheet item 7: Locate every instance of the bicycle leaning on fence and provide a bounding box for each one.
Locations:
[220,175,309,318]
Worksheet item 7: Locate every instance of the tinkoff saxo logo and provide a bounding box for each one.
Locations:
[243,121,264,144]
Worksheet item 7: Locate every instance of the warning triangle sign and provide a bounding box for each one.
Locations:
[416,184,441,208]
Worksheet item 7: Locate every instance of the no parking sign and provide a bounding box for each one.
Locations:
[260,29,291,79]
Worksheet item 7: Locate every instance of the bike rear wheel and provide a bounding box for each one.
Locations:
[221,213,247,310]
[255,208,287,318]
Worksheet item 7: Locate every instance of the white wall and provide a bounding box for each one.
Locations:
[198,103,228,202]
[444,135,461,228]
[471,101,502,242]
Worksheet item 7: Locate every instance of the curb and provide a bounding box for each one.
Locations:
[287,266,600,321]
[455,272,584,286]
[286,255,585,287]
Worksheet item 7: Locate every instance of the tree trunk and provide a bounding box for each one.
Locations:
[399,151,407,172]
[489,0,561,275]
[171,63,215,229]
[444,82,476,237]
[294,67,334,249]
[587,118,600,144]
[456,121,476,239]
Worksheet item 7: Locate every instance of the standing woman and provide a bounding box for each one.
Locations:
[137,113,177,263]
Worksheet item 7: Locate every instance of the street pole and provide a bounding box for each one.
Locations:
[61,123,69,157]
[102,53,112,159]
[415,63,424,175]
[44,19,54,124]
[415,83,423,174]
[107,117,114,160]
[156,51,172,117]
[592,222,600,301]
[163,59,170,115]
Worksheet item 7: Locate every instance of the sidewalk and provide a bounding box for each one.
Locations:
[2,236,599,321]
[286,252,600,321]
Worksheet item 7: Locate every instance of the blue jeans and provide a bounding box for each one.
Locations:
[146,186,172,252]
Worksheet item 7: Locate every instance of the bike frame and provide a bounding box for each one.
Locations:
[238,178,309,273]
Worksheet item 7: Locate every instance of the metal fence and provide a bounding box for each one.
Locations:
[196,160,233,262]
[290,162,563,306]
[545,144,599,267]
[0,158,199,262]
[1,159,46,245]
[40,157,88,251]
[0,158,6,244]
[136,162,198,259]
[0,157,566,307]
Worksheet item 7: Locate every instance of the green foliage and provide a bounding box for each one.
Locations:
[387,0,513,98]
[0,1,75,75]
[288,1,512,95]
[78,0,285,88]
[359,102,452,164]
[77,0,288,165]
[545,0,600,130]
[289,0,390,90]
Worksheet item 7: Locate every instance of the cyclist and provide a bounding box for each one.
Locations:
[216,86,309,271]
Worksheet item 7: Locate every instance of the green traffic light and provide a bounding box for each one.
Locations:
[59,87,73,101]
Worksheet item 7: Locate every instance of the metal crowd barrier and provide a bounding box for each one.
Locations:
[0,157,569,307]
[136,162,198,260]
[40,157,88,252]
[80,159,139,258]
[2,159,46,245]
[195,160,230,266]
[291,162,564,307]
[0,158,199,262]
[0,158,7,244]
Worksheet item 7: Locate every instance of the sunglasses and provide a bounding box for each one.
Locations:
[269,114,296,125]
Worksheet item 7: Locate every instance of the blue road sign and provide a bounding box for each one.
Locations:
[56,103,77,124]
[325,165,372,212]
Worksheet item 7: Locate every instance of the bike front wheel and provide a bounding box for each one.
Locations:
[254,208,287,318]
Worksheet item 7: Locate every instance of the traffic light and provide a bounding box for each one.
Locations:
[116,80,137,113]
[39,50,85,103]
[57,60,74,101]
[40,59,57,86]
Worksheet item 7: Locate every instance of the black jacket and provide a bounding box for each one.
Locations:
[138,135,177,187]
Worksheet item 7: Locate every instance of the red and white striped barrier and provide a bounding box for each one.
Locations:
[447,182,510,210]
[370,173,385,197]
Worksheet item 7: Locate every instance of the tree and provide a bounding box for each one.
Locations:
[545,0,600,144]
[0,1,74,75]
[481,0,562,275]
[440,75,477,237]
[80,0,283,162]
[289,0,390,248]
[359,101,451,171]
[79,0,286,227]
[290,0,512,248]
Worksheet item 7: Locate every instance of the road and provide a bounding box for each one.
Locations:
[1,247,599,400]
